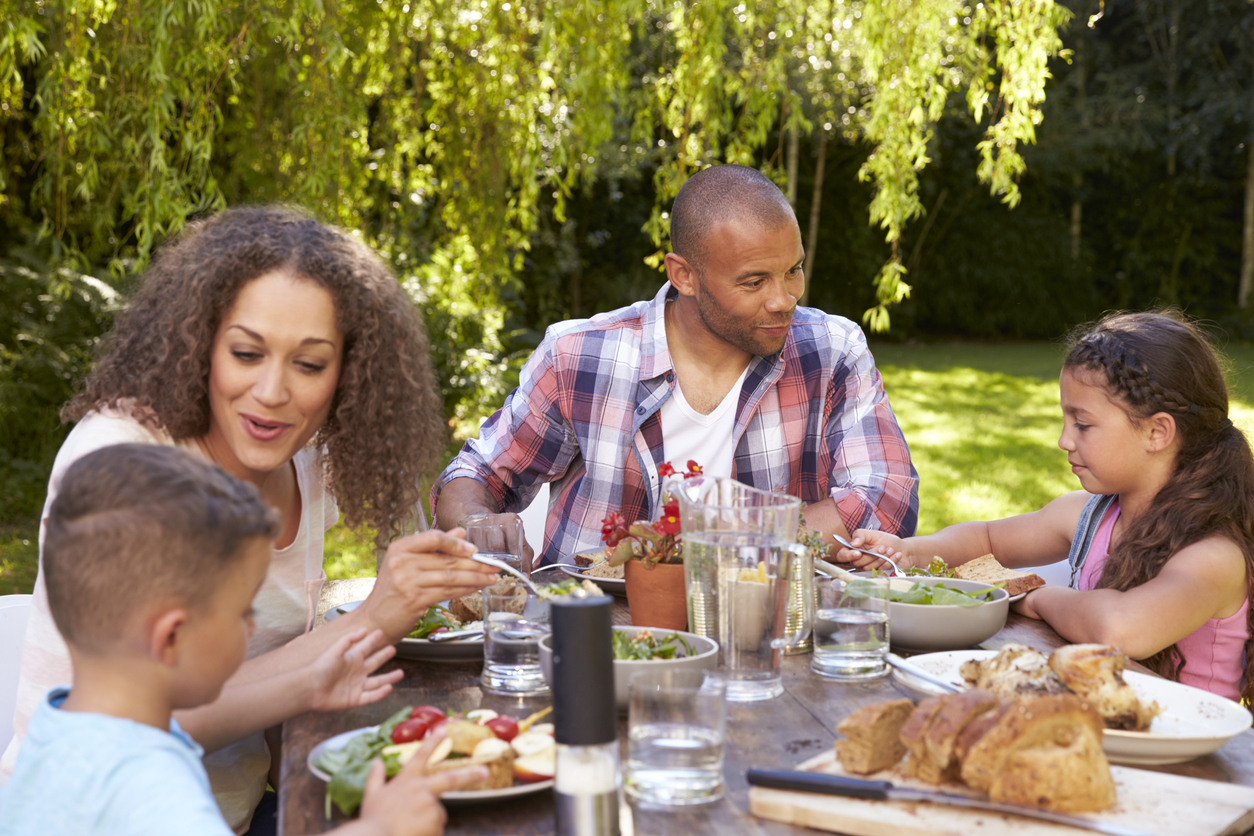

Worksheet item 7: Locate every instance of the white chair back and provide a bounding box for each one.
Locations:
[0,594,33,755]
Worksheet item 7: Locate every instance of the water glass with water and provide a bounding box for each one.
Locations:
[460,512,529,577]
[481,580,551,694]
[625,669,726,807]
[811,576,891,680]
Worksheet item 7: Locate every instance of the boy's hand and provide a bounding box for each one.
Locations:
[837,529,909,572]
[359,728,489,836]
[308,628,404,712]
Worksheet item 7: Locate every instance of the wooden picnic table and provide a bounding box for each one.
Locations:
[278,600,1254,836]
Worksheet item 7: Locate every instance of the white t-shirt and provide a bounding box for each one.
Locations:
[658,366,750,477]
[0,406,337,834]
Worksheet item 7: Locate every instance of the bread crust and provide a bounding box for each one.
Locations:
[954,555,1046,597]
[835,699,913,774]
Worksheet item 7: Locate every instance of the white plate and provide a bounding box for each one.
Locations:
[559,563,626,597]
[308,725,554,803]
[891,649,1253,764]
[327,601,485,661]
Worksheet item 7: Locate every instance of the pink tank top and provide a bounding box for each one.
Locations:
[1079,502,1249,701]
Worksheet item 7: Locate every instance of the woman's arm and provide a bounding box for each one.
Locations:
[838,491,1088,571]
[175,530,498,744]
[1018,535,1247,658]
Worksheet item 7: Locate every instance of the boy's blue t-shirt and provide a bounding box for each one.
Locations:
[0,687,232,836]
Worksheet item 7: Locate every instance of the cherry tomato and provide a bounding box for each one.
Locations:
[484,715,519,742]
[409,705,446,724]
[428,626,448,635]
[390,717,431,744]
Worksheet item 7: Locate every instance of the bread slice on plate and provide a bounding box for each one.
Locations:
[954,555,1047,597]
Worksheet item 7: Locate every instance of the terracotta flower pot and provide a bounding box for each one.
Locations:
[625,560,688,631]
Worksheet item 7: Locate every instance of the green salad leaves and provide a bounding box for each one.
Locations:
[313,706,412,817]
[844,578,1002,607]
[406,605,461,639]
[612,630,694,660]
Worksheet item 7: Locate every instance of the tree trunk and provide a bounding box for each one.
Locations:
[1240,130,1254,307]
[799,130,828,308]
[1070,35,1088,261]
[786,122,799,208]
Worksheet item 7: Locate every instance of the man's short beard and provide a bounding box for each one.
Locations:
[692,276,792,357]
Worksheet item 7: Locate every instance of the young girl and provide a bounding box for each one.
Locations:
[841,312,1254,703]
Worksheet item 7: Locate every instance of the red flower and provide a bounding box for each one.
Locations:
[685,460,703,477]
[655,500,681,536]
[600,512,627,546]
[657,462,676,478]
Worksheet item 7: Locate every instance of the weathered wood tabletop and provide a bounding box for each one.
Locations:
[278,602,1254,836]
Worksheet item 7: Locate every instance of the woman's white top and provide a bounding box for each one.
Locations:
[0,407,336,833]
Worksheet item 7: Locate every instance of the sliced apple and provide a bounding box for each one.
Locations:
[513,749,556,783]
[510,730,556,758]
[465,709,499,725]
[380,740,423,766]
[426,735,454,767]
[471,737,514,760]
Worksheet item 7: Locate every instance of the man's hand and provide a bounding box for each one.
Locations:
[307,628,403,712]
[433,477,501,531]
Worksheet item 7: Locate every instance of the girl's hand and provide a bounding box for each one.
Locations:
[1013,590,1044,620]
[358,727,489,836]
[308,628,403,712]
[366,528,500,640]
[837,529,909,572]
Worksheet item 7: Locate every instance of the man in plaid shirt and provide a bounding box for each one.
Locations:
[434,165,918,566]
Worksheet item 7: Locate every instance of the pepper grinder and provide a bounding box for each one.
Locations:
[551,594,620,836]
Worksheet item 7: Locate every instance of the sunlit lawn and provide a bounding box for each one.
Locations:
[5,339,1254,592]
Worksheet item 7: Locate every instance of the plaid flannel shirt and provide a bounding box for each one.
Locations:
[434,283,918,565]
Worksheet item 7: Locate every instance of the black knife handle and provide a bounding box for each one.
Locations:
[745,769,893,800]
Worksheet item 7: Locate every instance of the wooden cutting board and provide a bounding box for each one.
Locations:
[749,750,1254,836]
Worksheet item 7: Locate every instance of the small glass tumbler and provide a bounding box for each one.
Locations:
[625,669,726,807]
[811,575,891,680]
[460,511,529,577]
[481,580,551,694]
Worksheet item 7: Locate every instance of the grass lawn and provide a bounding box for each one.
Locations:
[5,338,1254,592]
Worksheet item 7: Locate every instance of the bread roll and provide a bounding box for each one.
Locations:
[834,699,913,774]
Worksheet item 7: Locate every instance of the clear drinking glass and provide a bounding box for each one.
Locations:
[481,580,551,694]
[460,512,529,577]
[811,576,891,680]
[669,476,813,701]
[625,669,726,807]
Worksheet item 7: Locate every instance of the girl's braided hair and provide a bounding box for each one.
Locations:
[64,205,445,548]
[1065,311,1254,703]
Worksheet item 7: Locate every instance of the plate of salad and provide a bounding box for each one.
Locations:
[325,601,485,661]
[309,704,556,815]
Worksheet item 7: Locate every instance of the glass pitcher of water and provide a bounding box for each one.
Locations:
[668,476,813,702]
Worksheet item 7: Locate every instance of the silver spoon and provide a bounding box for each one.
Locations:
[831,533,905,577]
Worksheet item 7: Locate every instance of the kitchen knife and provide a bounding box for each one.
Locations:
[746,769,1152,836]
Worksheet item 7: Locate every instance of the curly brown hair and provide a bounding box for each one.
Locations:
[1065,311,1254,703]
[64,205,445,547]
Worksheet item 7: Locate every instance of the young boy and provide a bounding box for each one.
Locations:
[0,444,485,835]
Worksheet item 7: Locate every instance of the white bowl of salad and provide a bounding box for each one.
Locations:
[538,625,718,711]
[878,576,1010,652]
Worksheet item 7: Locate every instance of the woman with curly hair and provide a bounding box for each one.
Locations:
[1,206,498,832]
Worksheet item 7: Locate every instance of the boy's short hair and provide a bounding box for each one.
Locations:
[43,444,278,651]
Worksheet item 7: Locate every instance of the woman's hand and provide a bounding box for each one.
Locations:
[357,727,489,836]
[307,628,403,712]
[836,529,909,572]
[365,528,500,641]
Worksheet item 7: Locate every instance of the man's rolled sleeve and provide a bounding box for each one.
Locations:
[433,331,578,514]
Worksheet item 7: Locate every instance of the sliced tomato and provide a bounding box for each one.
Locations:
[484,715,519,743]
[409,705,446,724]
[390,717,431,744]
